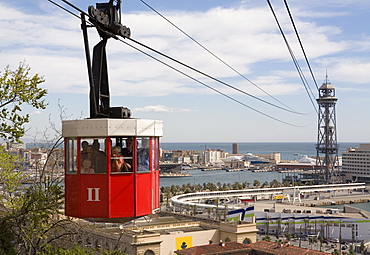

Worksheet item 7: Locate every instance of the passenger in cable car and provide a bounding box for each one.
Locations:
[81,140,89,159]
[121,137,133,169]
[138,138,149,172]
[92,139,106,173]
[111,146,130,172]
[81,159,95,173]
[81,144,93,165]
[80,139,107,173]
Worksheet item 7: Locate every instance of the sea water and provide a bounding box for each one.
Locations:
[160,142,359,161]
[159,142,360,187]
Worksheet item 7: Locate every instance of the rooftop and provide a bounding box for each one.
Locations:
[175,241,329,255]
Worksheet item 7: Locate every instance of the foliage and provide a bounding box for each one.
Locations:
[284,232,291,241]
[262,235,271,242]
[0,62,47,142]
[332,249,340,255]
[0,160,65,254]
[270,179,281,188]
[0,146,24,196]
[0,60,61,253]
[253,180,260,187]
[41,244,127,255]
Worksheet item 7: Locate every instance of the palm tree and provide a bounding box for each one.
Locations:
[276,218,282,238]
[284,232,291,241]
[332,249,340,255]
[275,239,283,247]
[261,181,269,188]
[318,235,324,252]
[360,240,367,255]
[206,207,212,219]
[283,180,291,187]
[163,186,171,207]
[270,179,281,188]
[266,216,271,236]
[216,182,222,189]
[262,235,271,242]
[304,218,310,236]
[348,245,356,255]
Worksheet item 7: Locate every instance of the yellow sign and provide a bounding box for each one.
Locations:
[176,236,192,250]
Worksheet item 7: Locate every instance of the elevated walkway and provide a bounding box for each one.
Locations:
[171,183,366,210]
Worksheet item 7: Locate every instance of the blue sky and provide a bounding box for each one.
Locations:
[1,0,370,143]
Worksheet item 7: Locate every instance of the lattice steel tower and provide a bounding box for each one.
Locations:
[315,78,341,184]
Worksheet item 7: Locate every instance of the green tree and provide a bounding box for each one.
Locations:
[270,179,281,188]
[284,232,291,241]
[283,180,291,187]
[0,62,47,142]
[348,245,356,255]
[318,235,324,252]
[262,235,271,242]
[162,186,172,207]
[332,249,340,255]
[0,63,72,254]
[261,181,269,188]
[41,244,127,254]
[360,240,368,254]
[253,180,260,188]
[0,145,67,254]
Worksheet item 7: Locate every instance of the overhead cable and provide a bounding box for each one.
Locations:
[283,0,319,91]
[48,0,310,127]
[119,38,307,127]
[53,0,305,115]
[127,37,306,115]
[267,0,318,113]
[138,0,296,112]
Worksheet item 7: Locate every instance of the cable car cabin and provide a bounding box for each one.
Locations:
[62,118,163,222]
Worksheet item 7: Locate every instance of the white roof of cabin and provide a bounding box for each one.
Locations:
[62,118,163,137]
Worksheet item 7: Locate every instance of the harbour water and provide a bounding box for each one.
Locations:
[160,142,360,188]
[160,168,280,188]
[161,142,359,161]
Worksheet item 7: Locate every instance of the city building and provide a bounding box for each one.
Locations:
[342,143,370,183]
[232,143,238,154]
[254,153,280,164]
[223,156,250,169]
[56,212,258,255]
[199,149,228,166]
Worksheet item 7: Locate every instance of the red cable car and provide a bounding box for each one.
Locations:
[62,1,163,222]
[63,119,162,221]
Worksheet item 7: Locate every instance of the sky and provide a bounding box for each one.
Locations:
[1,0,370,143]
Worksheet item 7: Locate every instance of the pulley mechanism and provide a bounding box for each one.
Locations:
[88,0,131,38]
[81,0,131,119]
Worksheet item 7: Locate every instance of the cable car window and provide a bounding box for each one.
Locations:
[152,138,159,170]
[66,138,77,174]
[111,137,133,173]
[80,138,107,174]
[137,137,150,172]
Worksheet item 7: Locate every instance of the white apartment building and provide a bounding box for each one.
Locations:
[342,143,370,183]
[199,148,228,165]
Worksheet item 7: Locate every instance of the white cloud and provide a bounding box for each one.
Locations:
[133,105,195,113]
[1,1,366,98]
[3,0,370,143]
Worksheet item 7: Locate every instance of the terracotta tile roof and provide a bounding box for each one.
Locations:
[174,241,328,255]
[174,241,252,255]
[246,241,328,255]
